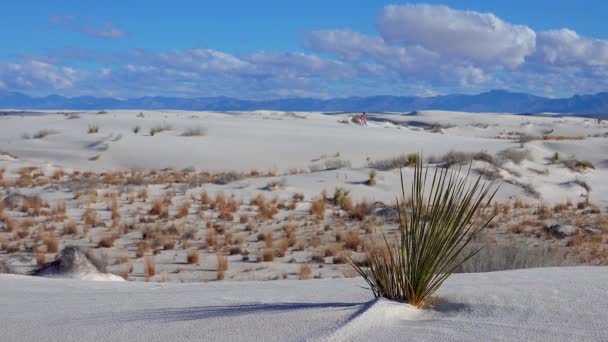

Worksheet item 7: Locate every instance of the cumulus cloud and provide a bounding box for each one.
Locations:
[3,5,608,98]
[534,29,608,66]
[378,4,536,68]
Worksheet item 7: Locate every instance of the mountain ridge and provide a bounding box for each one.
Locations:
[1,90,607,117]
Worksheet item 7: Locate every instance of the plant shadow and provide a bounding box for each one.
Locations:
[116,302,366,323]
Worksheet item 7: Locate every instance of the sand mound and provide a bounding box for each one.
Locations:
[33,246,124,281]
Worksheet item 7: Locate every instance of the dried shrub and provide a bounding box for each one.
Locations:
[144,256,155,280]
[149,199,168,218]
[275,239,289,257]
[310,197,326,219]
[98,234,117,248]
[43,233,59,253]
[83,207,97,226]
[35,248,46,266]
[205,230,218,249]
[261,248,275,262]
[217,254,228,272]
[176,200,191,219]
[200,191,210,205]
[343,231,361,251]
[298,264,313,280]
[110,196,120,222]
[368,153,418,170]
[136,240,149,258]
[352,201,368,221]
[186,249,200,264]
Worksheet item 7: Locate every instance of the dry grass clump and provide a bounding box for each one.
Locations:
[22,196,46,216]
[283,223,298,247]
[368,153,418,170]
[351,201,368,221]
[253,194,277,220]
[51,169,64,181]
[163,238,175,250]
[35,249,46,266]
[298,264,313,280]
[110,196,120,223]
[83,207,97,226]
[205,230,218,249]
[343,231,362,251]
[43,233,59,253]
[136,240,149,258]
[310,196,326,219]
[149,199,169,218]
[261,248,275,262]
[275,239,289,257]
[200,191,210,205]
[176,200,191,219]
[17,168,33,187]
[186,249,200,264]
[144,256,155,280]
[98,234,117,248]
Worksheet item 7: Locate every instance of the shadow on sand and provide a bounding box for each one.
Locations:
[116,302,366,322]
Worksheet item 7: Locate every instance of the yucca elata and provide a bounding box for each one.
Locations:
[350,157,498,308]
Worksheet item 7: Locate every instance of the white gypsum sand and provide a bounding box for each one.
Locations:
[0,267,607,341]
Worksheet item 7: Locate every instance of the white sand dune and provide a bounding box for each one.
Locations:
[1,110,607,208]
[1,267,606,341]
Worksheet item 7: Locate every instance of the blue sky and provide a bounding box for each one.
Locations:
[2,1,608,99]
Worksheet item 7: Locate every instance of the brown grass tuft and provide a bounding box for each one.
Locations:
[217,253,228,272]
[351,200,368,221]
[149,199,168,218]
[110,196,120,223]
[200,191,210,205]
[310,197,326,219]
[205,230,218,249]
[186,249,200,264]
[144,256,155,280]
[136,240,149,258]
[43,233,59,253]
[275,239,289,257]
[343,230,361,251]
[83,207,97,226]
[176,200,191,219]
[63,221,78,235]
[298,264,313,280]
[35,248,46,266]
[261,248,275,262]
[98,234,117,248]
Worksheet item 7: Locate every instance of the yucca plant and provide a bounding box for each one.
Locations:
[350,156,499,308]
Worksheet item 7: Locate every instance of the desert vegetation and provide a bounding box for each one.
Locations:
[350,160,498,307]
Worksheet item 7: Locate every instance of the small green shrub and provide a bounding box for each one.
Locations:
[367,170,377,186]
[132,126,140,134]
[333,187,350,204]
[349,157,499,308]
[32,129,58,139]
[88,125,99,134]
[575,160,594,170]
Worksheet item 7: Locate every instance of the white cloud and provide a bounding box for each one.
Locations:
[534,29,608,66]
[378,4,536,68]
[0,60,80,91]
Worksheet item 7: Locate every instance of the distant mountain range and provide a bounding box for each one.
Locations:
[1,90,608,117]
